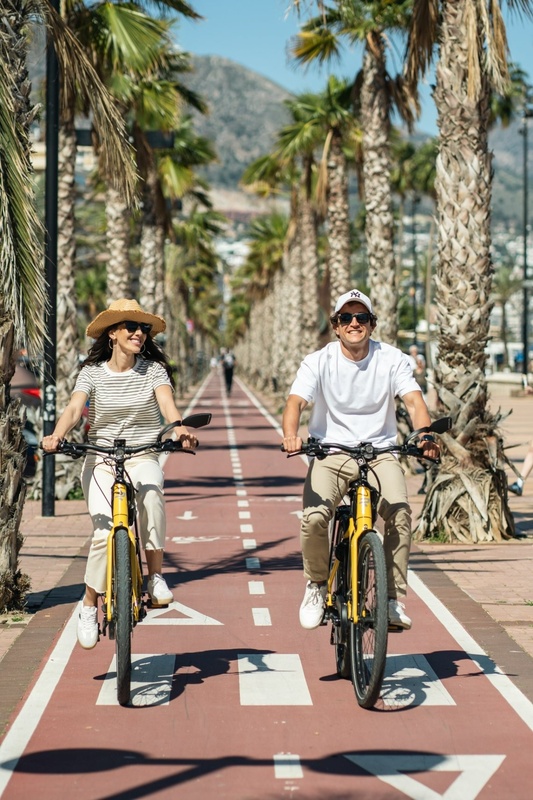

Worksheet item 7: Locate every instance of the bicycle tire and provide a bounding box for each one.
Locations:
[114,527,132,706]
[331,513,351,678]
[349,530,388,708]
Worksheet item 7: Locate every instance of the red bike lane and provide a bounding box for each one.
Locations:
[1,370,533,799]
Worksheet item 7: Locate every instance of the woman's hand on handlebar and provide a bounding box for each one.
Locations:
[41,434,63,453]
[281,434,303,454]
[176,427,199,449]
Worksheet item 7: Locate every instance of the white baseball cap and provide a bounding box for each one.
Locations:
[334,289,374,315]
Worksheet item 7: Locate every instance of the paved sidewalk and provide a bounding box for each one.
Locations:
[1,378,533,726]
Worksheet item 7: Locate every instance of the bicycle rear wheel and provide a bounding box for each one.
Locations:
[349,530,388,708]
[114,527,132,706]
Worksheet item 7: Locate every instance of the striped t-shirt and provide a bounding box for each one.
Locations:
[74,358,172,447]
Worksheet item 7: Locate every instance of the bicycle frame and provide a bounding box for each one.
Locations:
[326,470,376,624]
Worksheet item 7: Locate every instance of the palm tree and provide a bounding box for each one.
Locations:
[405,0,532,543]
[0,0,136,606]
[291,0,418,345]
[277,79,359,323]
[492,262,523,368]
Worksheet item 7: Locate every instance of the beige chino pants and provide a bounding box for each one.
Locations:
[300,452,411,598]
[81,454,166,594]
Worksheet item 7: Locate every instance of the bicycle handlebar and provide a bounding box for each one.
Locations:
[42,412,212,460]
[281,416,452,466]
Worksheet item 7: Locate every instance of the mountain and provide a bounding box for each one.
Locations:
[185,55,530,226]
[184,55,292,190]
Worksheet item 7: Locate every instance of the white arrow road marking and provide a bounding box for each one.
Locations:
[144,601,223,626]
[343,754,505,800]
[381,654,456,707]
[97,653,175,707]
[176,510,197,520]
[238,654,312,705]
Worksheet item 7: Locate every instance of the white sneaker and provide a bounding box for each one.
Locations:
[147,573,173,607]
[299,581,327,629]
[77,604,98,649]
[388,598,412,630]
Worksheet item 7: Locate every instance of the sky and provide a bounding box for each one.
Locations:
[177,0,533,138]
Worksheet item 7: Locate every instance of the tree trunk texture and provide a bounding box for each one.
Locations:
[106,185,131,301]
[139,161,166,318]
[361,37,398,345]
[326,130,351,304]
[0,3,39,608]
[415,0,515,543]
[299,165,320,355]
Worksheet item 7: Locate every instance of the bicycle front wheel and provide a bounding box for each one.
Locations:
[349,530,388,708]
[114,527,132,706]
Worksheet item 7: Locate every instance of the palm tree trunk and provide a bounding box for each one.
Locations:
[139,161,166,318]
[361,36,398,345]
[415,0,514,543]
[299,165,320,354]
[326,129,351,303]
[106,185,131,301]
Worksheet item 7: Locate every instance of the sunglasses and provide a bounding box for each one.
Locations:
[337,312,372,326]
[122,320,153,335]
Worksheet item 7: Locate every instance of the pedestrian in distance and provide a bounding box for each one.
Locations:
[42,299,198,650]
[509,386,533,496]
[281,289,440,631]
[221,349,236,395]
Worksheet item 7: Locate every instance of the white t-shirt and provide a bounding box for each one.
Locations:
[74,358,172,447]
[289,340,420,447]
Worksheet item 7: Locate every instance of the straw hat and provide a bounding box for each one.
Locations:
[86,299,166,339]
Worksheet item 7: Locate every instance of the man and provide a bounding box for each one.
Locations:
[282,289,439,631]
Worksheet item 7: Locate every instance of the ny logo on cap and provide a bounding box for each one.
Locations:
[350,291,361,299]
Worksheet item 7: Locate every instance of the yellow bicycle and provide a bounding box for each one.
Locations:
[288,417,450,708]
[56,412,211,705]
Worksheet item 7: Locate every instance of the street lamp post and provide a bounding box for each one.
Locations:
[521,94,533,381]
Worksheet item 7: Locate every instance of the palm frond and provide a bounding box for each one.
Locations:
[0,56,47,352]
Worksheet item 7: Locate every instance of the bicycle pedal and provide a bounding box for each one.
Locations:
[388,623,404,633]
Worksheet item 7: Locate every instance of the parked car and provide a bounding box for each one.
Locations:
[11,359,41,478]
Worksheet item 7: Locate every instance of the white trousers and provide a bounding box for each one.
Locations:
[81,454,166,594]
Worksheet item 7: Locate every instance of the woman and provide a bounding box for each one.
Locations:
[42,299,198,649]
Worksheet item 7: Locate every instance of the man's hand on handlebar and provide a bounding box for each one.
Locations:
[281,434,303,454]
[418,434,440,462]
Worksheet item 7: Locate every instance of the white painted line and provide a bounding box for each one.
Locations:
[171,536,240,544]
[237,500,249,507]
[240,524,254,534]
[0,603,80,795]
[96,653,175,707]
[248,580,265,595]
[409,570,533,731]
[245,557,261,570]
[144,601,223,626]
[237,380,283,435]
[344,754,505,800]
[252,608,272,626]
[176,510,197,520]
[236,489,247,496]
[381,654,456,707]
[239,511,251,519]
[238,653,312,705]
[243,538,256,549]
[274,753,304,779]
